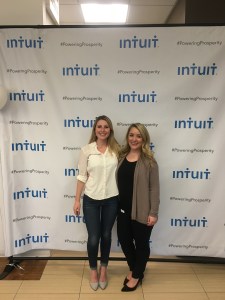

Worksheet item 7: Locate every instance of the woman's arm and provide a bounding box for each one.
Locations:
[149,160,160,216]
[73,180,85,215]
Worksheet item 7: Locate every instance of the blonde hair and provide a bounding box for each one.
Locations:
[119,123,155,165]
[89,115,120,157]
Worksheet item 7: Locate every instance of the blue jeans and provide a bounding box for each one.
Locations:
[83,194,119,270]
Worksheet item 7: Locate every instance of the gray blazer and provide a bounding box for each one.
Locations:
[116,156,160,225]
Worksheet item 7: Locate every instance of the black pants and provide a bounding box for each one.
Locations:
[117,210,153,279]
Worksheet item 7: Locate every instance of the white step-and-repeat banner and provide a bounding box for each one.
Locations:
[0,26,225,257]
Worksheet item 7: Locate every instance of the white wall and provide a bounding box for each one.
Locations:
[167,0,185,24]
[0,0,55,26]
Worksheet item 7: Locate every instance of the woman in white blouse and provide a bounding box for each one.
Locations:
[73,115,120,291]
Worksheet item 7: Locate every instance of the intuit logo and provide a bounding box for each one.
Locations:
[62,64,100,76]
[64,117,96,128]
[15,233,49,248]
[13,188,47,200]
[119,91,157,103]
[150,143,155,151]
[6,36,44,48]
[9,90,45,102]
[65,168,79,176]
[177,63,217,75]
[65,215,85,223]
[172,168,210,180]
[174,117,213,129]
[171,217,208,227]
[11,140,47,152]
[119,35,159,48]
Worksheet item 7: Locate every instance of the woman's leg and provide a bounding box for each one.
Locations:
[100,196,119,267]
[132,220,153,279]
[117,210,136,272]
[83,194,101,270]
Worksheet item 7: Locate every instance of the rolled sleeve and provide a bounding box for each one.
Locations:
[77,148,88,183]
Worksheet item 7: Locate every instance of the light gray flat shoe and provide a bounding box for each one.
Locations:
[90,281,99,291]
[99,281,108,290]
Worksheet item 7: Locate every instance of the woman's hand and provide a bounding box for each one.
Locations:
[147,215,158,226]
[73,200,81,215]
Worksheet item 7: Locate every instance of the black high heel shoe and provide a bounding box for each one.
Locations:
[121,278,142,292]
[123,274,144,285]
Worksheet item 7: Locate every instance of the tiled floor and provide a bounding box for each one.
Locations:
[1,251,225,300]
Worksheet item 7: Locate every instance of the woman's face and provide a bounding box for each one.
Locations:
[95,119,111,141]
[128,127,143,151]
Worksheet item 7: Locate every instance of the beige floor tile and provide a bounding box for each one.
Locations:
[0,295,16,300]
[107,261,130,278]
[0,281,22,293]
[17,275,82,294]
[81,280,143,294]
[207,293,225,300]
[191,264,225,274]
[43,260,84,275]
[197,274,225,292]
[142,274,204,293]
[80,294,144,300]
[2,254,224,300]
[80,263,142,294]
[14,294,79,300]
[50,250,88,258]
[145,261,195,274]
[46,259,86,266]
[144,293,208,300]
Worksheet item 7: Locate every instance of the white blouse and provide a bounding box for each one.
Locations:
[77,142,118,200]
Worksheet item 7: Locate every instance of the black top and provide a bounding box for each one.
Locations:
[117,157,137,215]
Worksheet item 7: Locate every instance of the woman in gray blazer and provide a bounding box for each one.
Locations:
[116,123,160,292]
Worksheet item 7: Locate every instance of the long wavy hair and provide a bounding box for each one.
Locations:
[89,115,120,157]
[119,123,155,165]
